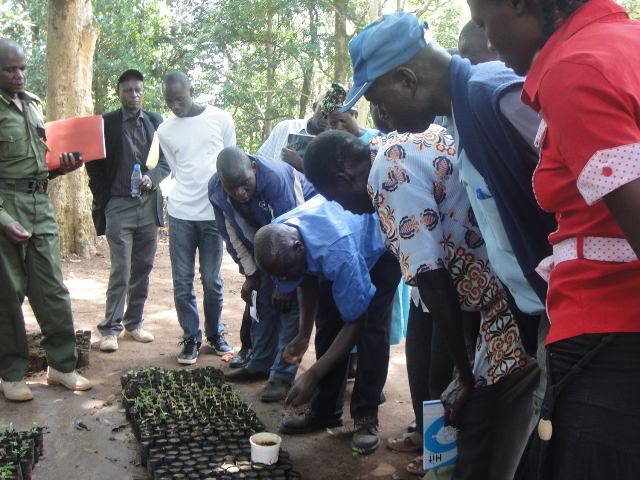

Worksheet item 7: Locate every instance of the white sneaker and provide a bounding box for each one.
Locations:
[124,328,154,343]
[100,334,118,351]
[46,367,92,391]
[0,379,34,401]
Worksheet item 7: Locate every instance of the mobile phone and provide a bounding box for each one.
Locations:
[71,152,82,160]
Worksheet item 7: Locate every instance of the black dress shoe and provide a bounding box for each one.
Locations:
[224,367,269,382]
[260,378,291,403]
[230,347,253,368]
[351,414,380,454]
[280,408,344,434]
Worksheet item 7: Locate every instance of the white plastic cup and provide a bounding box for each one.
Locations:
[250,432,282,465]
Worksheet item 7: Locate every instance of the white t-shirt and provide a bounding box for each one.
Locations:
[158,105,236,221]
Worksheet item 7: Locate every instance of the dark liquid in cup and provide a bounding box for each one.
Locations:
[256,441,277,446]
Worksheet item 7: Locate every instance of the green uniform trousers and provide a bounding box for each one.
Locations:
[0,187,77,382]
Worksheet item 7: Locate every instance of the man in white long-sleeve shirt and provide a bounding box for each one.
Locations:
[257,95,329,172]
[157,71,235,364]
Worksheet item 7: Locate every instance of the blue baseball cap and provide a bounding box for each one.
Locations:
[342,12,431,112]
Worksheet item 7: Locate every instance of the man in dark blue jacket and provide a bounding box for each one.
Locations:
[208,146,316,402]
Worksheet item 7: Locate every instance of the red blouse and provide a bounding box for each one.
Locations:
[522,0,640,343]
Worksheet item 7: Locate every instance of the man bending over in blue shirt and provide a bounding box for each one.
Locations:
[254,196,401,454]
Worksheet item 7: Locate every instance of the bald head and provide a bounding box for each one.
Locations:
[254,224,306,282]
[0,38,26,98]
[217,147,257,204]
[458,21,498,65]
[0,38,21,55]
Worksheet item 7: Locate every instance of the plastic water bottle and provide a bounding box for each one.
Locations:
[131,164,141,197]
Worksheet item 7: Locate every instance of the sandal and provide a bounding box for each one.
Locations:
[407,456,427,476]
[407,419,417,433]
[387,431,422,452]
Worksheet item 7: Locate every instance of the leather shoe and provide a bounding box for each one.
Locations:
[124,328,154,343]
[0,379,34,401]
[224,367,269,382]
[260,377,291,403]
[46,367,92,391]
[230,347,253,368]
[351,414,380,454]
[280,408,344,434]
[100,335,118,351]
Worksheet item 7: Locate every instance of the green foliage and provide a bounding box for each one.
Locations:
[418,0,467,49]
[0,0,47,101]
[2,0,469,152]
[92,0,181,115]
[621,0,640,18]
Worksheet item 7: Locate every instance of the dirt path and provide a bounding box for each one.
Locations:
[3,241,419,480]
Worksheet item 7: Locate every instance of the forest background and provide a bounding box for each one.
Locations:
[1,0,639,254]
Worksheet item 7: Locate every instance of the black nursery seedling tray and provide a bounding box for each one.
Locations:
[120,366,301,480]
[0,424,44,480]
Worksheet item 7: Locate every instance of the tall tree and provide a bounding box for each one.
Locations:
[45,0,99,256]
[298,1,318,118]
[333,0,349,83]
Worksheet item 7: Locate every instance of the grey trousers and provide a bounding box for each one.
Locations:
[97,193,159,337]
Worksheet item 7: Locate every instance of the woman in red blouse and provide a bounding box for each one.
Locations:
[468,0,640,478]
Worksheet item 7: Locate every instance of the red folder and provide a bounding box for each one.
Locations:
[45,115,106,169]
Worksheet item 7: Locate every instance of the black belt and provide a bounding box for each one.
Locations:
[0,178,49,194]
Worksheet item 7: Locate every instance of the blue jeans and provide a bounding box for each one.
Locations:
[247,270,300,384]
[169,215,224,343]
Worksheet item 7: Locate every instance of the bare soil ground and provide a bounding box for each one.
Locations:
[2,239,418,480]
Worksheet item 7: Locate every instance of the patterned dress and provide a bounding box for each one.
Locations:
[367,126,531,386]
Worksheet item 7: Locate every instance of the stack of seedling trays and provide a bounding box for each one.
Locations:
[0,424,44,480]
[120,367,302,480]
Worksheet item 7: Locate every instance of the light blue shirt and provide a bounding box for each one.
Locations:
[272,195,387,321]
[359,128,380,145]
[449,110,546,316]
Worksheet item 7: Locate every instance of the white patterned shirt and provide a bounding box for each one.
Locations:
[257,118,308,160]
[368,126,531,386]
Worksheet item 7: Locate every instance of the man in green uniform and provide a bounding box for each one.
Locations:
[0,38,92,401]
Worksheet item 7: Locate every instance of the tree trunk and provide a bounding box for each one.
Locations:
[264,13,274,138]
[299,3,317,118]
[355,0,383,129]
[299,69,314,119]
[46,0,99,257]
[333,0,348,83]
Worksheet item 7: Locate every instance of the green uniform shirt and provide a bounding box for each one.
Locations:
[0,89,51,229]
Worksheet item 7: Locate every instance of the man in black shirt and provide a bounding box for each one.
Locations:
[86,69,170,352]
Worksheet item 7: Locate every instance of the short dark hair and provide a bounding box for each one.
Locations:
[117,69,144,90]
[254,224,300,275]
[217,147,251,178]
[162,71,191,89]
[303,130,370,189]
[540,0,589,35]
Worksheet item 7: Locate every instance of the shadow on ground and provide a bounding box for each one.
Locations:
[3,241,417,480]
